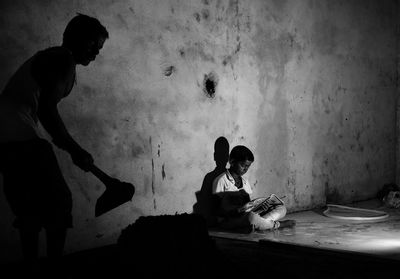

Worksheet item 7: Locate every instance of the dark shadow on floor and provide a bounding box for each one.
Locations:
[2,213,247,279]
[4,206,400,279]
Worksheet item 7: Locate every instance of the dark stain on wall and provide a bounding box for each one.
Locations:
[201,9,210,20]
[81,85,97,98]
[149,137,157,210]
[325,182,341,203]
[116,13,129,30]
[162,164,166,180]
[178,42,215,63]
[222,42,241,66]
[228,0,239,17]
[179,48,185,57]
[163,65,176,76]
[203,72,218,98]
[151,162,155,195]
[131,143,144,158]
[152,158,156,210]
[149,137,155,190]
[194,12,201,22]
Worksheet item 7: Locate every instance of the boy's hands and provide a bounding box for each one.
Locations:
[70,146,94,172]
[219,189,251,217]
[239,188,251,203]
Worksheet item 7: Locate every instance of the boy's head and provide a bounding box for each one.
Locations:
[63,13,109,65]
[229,145,254,176]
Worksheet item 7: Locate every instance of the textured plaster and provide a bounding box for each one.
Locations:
[0,0,398,262]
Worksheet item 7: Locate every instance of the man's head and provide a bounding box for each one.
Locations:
[229,145,254,176]
[214,137,230,169]
[63,13,109,66]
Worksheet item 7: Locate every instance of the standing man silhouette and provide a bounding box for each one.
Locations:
[0,13,108,276]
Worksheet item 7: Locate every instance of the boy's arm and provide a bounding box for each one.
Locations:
[212,175,251,217]
[218,189,250,217]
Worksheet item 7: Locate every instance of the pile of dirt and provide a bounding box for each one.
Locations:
[117,213,225,278]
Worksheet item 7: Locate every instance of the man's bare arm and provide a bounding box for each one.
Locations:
[38,99,93,171]
[38,101,81,152]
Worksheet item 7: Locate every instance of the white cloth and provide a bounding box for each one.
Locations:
[212,170,252,195]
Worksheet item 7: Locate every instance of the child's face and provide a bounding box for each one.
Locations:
[230,159,252,176]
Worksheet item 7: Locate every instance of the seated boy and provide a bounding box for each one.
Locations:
[212,145,296,231]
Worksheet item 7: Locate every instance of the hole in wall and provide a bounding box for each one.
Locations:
[163,65,176,77]
[201,9,210,20]
[179,48,185,57]
[203,72,218,98]
[194,12,201,22]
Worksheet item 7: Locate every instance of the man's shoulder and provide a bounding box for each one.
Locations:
[38,46,72,59]
[32,47,75,83]
[34,47,75,72]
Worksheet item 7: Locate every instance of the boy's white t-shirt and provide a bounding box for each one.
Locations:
[212,170,252,195]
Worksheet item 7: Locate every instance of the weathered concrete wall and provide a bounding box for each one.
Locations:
[0,0,397,262]
[396,2,400,187]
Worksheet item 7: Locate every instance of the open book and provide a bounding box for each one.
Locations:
[238,194,284,216]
